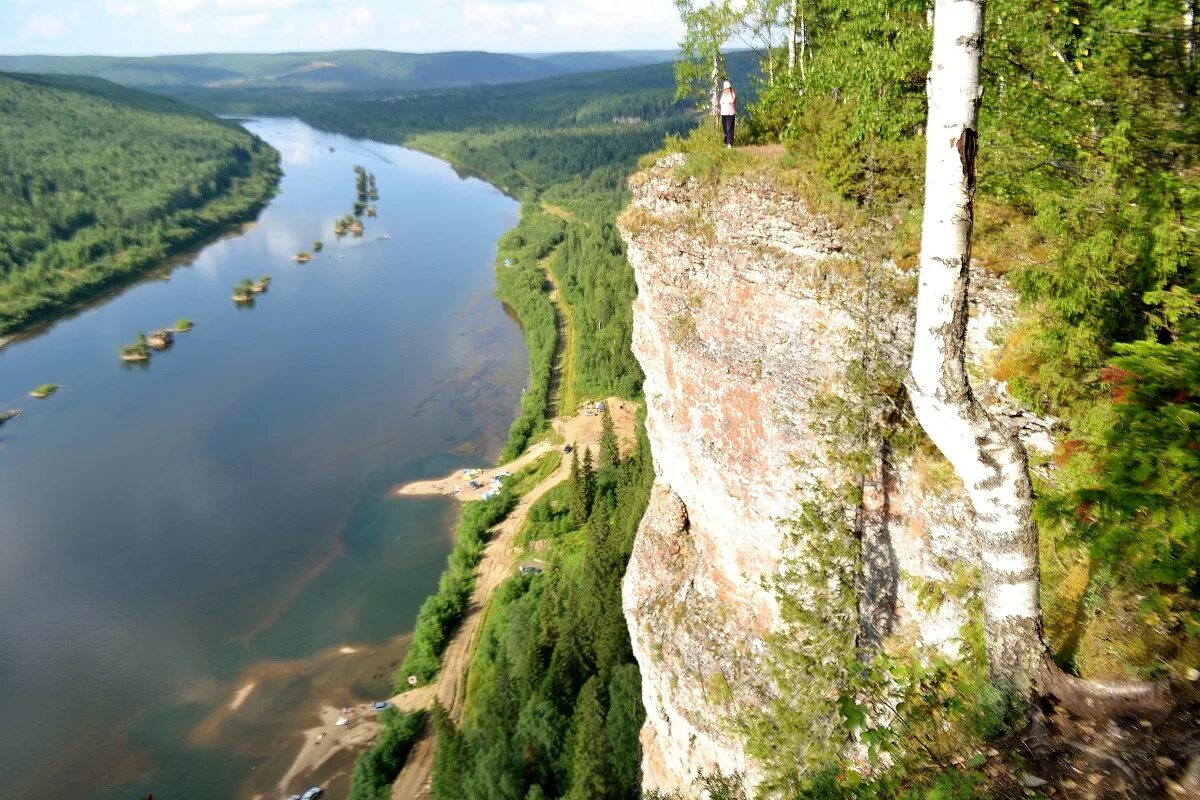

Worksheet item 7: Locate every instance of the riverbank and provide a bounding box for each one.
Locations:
[273,398,639,798]
[0,72,284,336]
[0,153,280,337]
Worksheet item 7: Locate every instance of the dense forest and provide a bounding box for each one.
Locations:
[431,415,653,800]
[0,72,279,334]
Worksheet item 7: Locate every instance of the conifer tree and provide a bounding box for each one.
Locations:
[567,676,615,800]
[599,407,619,471]
[569,449,588,524]
[582,447,596,512]
[430,700,469,799]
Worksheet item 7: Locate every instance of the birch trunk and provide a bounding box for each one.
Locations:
[907,0,1046,695]
[710,53,721,117]
[788,0,798,71]
[909,0,1168,714]
[799,14,807,79]
[1186,0,1197,69]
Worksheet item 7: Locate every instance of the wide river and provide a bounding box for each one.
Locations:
[0,119,525,799]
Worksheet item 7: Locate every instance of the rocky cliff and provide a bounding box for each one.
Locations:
[618,154,1051,796]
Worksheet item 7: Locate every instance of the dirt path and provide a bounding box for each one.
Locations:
[274,400,638,799]
[388,398,638,800]
[543,261,567,417]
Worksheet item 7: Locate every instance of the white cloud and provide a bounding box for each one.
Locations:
[106,0,140,15]
[19,14,69,40]
[349,5,373,25]
[210,12,273,36]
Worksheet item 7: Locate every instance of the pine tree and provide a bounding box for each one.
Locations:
[599,407,619,471]
[567,677,615,800]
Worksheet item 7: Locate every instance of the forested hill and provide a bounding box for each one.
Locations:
[0,50,664,94]
[0,72,279,334]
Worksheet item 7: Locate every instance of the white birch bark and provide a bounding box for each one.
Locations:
[907,0,1046,694]
[788,0,798,71]
[908,0,1168,713]
[710,53,721,116]
[1186,0,1197,69]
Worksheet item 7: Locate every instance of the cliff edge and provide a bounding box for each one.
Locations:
[618,153,1048,795]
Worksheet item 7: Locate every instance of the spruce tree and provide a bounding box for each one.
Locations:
[569,449,588,524]
[567,676,615,800]
[606,664,644,800]
[582,447,596,514]
[599,407,619,471]
[430,701,469,800]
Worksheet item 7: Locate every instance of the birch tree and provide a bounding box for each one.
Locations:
[907,0,1046,695]
[909,0,1166,707]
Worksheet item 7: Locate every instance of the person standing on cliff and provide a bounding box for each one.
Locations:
[719,80,737,148]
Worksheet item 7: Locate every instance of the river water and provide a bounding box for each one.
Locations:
[0,118,525,799]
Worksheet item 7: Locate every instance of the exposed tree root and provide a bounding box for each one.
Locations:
[1035,657,1172,720]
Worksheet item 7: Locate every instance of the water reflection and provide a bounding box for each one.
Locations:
[0,117,523,800]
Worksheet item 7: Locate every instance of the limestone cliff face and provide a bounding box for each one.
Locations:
[618,155,1049,796]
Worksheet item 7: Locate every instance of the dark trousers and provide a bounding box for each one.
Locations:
[721,114,735,146]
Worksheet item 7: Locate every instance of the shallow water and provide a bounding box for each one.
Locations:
[0,118,524,799]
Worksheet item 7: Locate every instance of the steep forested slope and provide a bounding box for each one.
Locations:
[0,72,279,333]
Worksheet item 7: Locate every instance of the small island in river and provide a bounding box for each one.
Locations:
[30,384,59,398]
[146,329,174,350]
[120,333,151,362]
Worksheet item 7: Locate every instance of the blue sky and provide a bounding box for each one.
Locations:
[1,0,684,56]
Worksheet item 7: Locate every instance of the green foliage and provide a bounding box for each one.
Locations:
[30,384,59,397]
[551,224,644,398]
[746,0,931,140]
[431,421,654,800]
[673,0,741,107]
[517,483,576,547]
[599,408,619,472]
[568,448,596,525]
[1042,341,1200,597]
[346,709,426,800]
[567,677,615,799]
[0,72,279,334]
[174,318,193,332]
[494,208,567,460]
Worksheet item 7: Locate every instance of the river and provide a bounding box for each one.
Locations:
[0,118,525,799]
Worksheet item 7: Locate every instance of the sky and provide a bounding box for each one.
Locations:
[0,0,685,56]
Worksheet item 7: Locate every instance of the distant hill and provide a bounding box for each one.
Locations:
[528,50,677,73]
[0,72,279,333]
[0,50,677,93]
